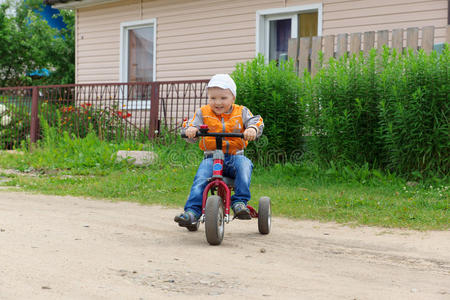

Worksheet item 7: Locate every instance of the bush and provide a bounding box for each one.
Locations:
[0,102,31,149]
[304,46,449,179]
[378,47,449,178]
[305,50,382,167]
[232,54,305,164]
[40,101,147,142]
[34,118,143,171]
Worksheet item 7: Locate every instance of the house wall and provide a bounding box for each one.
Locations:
[76,0,448,83]
[323,0,447,44]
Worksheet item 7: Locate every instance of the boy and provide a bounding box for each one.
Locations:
[175,74,264,227]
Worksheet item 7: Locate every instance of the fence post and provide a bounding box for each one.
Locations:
[336,33,348,58]
[422,26,434,53]
[288,38,299,71]
[377,30,389,53]
[350,32,361,55]
[363,31,375,55]
[406,27,419,53]
[149,82,160,139]
[298,37,311,76]
[392,28,403,52]
[311,36,322,76]
[447,25,450,43]
[30,86,39,146]
[323,35,335,64]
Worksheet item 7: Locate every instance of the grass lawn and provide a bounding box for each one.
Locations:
[0,135,447,230]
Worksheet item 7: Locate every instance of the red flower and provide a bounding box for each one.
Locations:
[81,102,92,109]
[116,111,132,119]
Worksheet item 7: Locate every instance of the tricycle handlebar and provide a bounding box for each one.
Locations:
[181,132,244,139]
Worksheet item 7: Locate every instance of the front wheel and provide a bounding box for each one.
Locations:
[258,196,271,234]
[205,195,224,245]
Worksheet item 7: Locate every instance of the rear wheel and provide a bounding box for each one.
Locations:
[205,195,224,245]
[258,196,271,234]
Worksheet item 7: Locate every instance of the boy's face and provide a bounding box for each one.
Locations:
[207,87,235,115]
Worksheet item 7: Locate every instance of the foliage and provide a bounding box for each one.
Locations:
[303,47,449,179]
[232,54,305,164]
[0,0,75,86]
[377,47,449,178]
[305,50,381,167]
[40,100,147,142]
[27,117,144,171]
[0,101,30,149]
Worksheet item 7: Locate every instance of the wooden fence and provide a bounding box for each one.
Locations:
[288,25,450,76]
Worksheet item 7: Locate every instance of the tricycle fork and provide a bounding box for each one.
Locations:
[200,179,231,223]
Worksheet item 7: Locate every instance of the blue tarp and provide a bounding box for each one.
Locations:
[28,69,51,77]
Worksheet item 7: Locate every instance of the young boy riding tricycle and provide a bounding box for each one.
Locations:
[175,74,271,245]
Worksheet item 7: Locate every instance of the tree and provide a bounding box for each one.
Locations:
[0,0,74,87]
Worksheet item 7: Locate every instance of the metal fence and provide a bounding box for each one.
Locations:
[0,80,209,149]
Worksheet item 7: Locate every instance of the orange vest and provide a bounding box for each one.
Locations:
[199,104,246,154]
[199,104,248,154]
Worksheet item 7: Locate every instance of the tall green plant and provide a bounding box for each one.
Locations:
[232,54,305,164]
[306,49,382,167]
[378,47,449,178]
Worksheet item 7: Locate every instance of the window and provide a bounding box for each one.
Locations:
[256,4,322,63]
[120,19,156,83]
[120,19,156,108]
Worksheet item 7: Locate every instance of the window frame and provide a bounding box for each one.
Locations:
[119,19,157,109]
[256,4,323,63]
[120,18,157,84]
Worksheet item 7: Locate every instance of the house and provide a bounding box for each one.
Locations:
[45,0,448,84]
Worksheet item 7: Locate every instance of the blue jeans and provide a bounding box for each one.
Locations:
[184,155,254,216]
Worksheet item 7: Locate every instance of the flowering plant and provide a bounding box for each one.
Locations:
[42,100,138,141]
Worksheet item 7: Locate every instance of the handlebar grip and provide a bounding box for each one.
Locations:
[181,132,244,138]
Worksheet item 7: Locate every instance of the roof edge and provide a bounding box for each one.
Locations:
[48,0,120,9]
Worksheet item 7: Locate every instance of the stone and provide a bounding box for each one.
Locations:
[116,151,158,166]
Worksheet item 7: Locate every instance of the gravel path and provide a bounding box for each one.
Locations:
[0,191,448,299]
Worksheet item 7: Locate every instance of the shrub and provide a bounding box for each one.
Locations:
[378,47,449,178]
[303,46,449,179]
[305,50,382,167]
[0,102,31,149]
[232,54,305,164]
[40,101,147,142]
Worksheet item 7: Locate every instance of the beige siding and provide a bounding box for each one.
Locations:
[76,0,448,83]
[323,0,447,46]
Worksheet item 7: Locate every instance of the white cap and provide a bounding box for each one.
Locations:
[207,74,236,98]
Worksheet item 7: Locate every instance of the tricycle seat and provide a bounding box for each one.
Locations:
[223,177,234,188]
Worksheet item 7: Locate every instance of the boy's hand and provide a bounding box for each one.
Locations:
[243,127,257,141]
[185,127,199,139]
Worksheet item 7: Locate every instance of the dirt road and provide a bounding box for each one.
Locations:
[0,191,448,300]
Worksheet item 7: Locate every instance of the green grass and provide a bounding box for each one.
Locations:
[0,131,447,230]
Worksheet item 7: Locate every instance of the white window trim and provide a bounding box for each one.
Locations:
[119,19,157,110]
[256,4,323,62]
[120,18,157,83]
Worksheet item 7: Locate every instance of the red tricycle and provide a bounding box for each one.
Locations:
[182,125,271,245]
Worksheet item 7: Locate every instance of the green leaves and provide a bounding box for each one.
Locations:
[233,47,449,179]
[232,54,305,164]
[378,46,449,178]
[0,2,74,86]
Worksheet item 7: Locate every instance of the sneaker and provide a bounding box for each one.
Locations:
[174,211,199,227]
[232,202,251,220]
